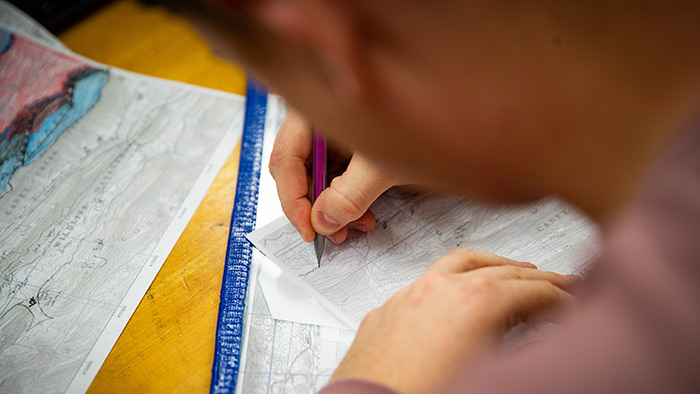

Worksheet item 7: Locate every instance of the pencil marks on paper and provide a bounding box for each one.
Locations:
[249,189,599,326]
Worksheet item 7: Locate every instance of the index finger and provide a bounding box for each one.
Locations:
[269,111,315,242]
[471,265,582,293]
[426,248,537,275]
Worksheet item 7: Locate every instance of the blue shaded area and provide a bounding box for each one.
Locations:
[0,27,12,55]
[25,71,108,164]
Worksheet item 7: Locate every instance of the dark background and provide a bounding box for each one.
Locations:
[7,0,126,33]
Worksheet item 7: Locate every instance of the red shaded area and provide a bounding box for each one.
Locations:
[2,67,101,141]
[0,33,95,137]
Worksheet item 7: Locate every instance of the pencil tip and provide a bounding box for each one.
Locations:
[314,235,325,268]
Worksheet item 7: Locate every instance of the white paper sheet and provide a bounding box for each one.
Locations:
[258,253,348,330]
[248,192,599,329]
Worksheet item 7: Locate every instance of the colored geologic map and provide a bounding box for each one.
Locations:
[0,27,108,196]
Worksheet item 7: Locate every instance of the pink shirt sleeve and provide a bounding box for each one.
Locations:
[319,379,398,394]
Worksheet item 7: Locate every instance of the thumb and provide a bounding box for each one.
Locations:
[311,154,395,235]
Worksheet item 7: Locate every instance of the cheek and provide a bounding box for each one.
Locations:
[351,129,544,204]
[269,72,547,204]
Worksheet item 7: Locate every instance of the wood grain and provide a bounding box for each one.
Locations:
[59,1,247,392]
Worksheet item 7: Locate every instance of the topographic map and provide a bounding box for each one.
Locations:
[0,4,244,393]
[237,278,355,393]
[249,191,599,328]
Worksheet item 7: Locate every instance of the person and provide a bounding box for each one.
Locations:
[171,1,700,392]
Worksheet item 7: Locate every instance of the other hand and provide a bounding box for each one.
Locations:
[331,249,581,394]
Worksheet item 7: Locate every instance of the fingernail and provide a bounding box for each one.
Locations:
[327,233,339,244]
[567,274,583,283]
[520,261,538,269]
[350,222,368,232]
[566,275,583,291]
[315,211,341,232]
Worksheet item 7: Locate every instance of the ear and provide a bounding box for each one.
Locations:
[255,0,371,102]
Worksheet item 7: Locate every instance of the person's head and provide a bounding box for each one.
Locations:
[175,0,700,218]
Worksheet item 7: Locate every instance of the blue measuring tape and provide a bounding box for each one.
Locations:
[210,80,267,393]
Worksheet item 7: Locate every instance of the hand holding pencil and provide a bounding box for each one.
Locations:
[269,110,398,255]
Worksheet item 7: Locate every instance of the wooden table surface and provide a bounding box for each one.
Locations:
[59,1,248,392]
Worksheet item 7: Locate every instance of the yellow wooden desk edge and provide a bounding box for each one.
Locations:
[59,1,247,392]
